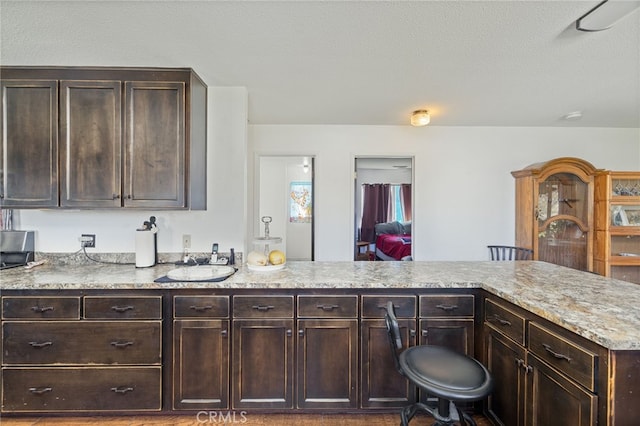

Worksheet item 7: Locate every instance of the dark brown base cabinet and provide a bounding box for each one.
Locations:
[172,295,230,410]
[483,298,600,426]
[2,288,639,425]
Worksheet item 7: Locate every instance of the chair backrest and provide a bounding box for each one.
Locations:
[488,245,533,261]
[384,301,404,374]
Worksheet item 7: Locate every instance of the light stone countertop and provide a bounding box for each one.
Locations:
[1,260,639,351]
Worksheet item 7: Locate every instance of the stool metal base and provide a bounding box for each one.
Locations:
[399,399,476,426]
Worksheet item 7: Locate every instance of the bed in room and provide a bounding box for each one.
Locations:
[374,221,412,261]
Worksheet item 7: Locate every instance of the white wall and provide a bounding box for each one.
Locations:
[12,101,640,262]
[249,125,640,261]
[13,87,249,256]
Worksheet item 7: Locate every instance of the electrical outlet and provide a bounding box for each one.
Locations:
[182,234,191,249]
[80,234,95,248]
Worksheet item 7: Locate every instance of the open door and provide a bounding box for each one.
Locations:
[257,156,314,261]
[354,157,413,261]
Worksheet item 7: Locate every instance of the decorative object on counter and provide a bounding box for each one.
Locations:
[248,216,286,271]
[135,216,158,268]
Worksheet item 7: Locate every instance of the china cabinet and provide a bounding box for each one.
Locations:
[512,157,600,272]
[594,171,640,284]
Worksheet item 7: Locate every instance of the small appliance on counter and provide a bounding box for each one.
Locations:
[135,216,158,268]
[0,230,35,270]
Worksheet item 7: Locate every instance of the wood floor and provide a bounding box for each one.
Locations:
[0,413,493,425]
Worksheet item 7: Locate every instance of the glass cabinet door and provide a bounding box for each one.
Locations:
[537,173,590,271]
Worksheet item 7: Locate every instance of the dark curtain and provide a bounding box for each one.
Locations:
[360,184,390,243]
[400,184,412,221]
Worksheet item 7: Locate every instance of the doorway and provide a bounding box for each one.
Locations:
[354,157,413,261]
[256,156,314,261]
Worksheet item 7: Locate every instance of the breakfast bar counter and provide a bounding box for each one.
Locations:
[2,260,639,350]
[2,260,639,424]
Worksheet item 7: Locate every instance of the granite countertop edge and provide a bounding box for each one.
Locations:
[1,260,639,351]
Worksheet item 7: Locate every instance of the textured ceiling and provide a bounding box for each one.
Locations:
[1,0,639,127]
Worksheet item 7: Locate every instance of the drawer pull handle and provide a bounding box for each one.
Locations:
[252,305,275,311]
[31,306,54,313]
[29,387,52,395]
[316,304,339,311]
[287,329,293,337]
[111,386,134,394]
[436,304,458,311]
[490,314,512,326]
[542,344,572,362]
[221,329,228,337]
[190,305,214,312]
[298,329,304,337]
[29,341,53,348]
[111,305,134,313]
[111,341,134,348]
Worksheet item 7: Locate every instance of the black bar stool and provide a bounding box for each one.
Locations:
[384,301,493,425]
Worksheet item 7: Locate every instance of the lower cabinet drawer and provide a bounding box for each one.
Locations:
[1,367,162,412]
[361,295,416,318]
[2,321,162,365]
[233,296,293,318]
[528,322,597,391]
[298,295,357,318]
[484,299,526,346]
[2,297,80,320]
[84,296,162,319]
[174,295,229,318]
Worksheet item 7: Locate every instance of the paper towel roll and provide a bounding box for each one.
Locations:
[135,230,156,268]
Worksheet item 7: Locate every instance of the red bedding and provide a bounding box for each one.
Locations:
[375,234,411,260]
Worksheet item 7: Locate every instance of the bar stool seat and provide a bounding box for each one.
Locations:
[385,302,493,425]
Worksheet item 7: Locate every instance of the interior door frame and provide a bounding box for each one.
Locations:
[353,155,415,261]
[253,154,315,261]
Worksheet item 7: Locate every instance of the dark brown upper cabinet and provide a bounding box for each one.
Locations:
[0,67,207,210]
[1,79,59,208]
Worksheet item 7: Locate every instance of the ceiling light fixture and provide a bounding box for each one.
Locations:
[410,110,430,127]
[563,111,583,121]
[576,0,640,32]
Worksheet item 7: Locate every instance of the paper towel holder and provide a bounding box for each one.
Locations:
[135,216,158,268]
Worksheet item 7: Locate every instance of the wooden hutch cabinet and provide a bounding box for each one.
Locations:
[594,171,640,284]
[0,66,206,210]
[512,157,601,272]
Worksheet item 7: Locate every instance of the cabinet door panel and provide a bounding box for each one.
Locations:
[420,318,474,356]
[173,320,229,410]
[60,80,121,207]
[485,329,526,426]
[297,319,358,409]
[124,81,185,208]
[1,80,58,207]
[526,356,597,426]
[232,319,294,409]
[361,318,416,408]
